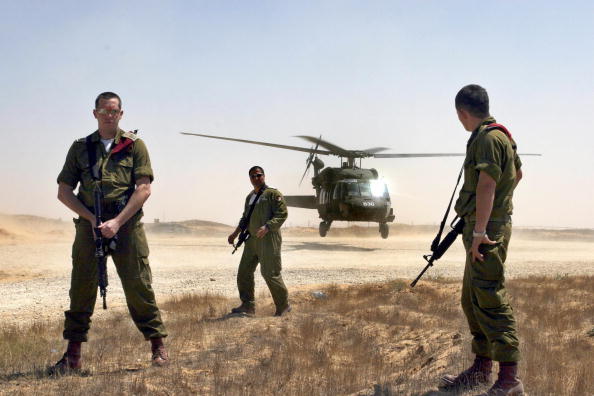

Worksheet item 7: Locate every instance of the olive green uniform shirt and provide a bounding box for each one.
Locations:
[57,129,154,207]
[454,117,522,221]
[239,187,288,236]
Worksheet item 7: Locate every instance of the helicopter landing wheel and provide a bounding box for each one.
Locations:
[379,223,389,239]
[319,221,330,237]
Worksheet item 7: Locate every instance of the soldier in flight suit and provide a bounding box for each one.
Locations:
[439,85,524,395]
[53,92,168,373]
[227,166,291,316]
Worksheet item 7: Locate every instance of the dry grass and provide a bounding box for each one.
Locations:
[1,276,592,395]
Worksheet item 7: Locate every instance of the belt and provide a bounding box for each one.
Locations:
[464,213,512,223]
[85,201,124,216]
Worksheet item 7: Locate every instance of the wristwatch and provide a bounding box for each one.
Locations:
[473,230,487,238]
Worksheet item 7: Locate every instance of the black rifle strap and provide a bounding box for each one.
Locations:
[431,126,486,251]
[431,164,464,252]
[242,186,267,230]
[85,134,101,181]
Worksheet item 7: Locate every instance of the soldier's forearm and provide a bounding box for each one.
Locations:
[57,183,95,223]
[115,182,151,226]
[474,172,496,232]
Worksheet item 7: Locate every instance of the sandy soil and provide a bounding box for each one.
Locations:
[1,215,593,326]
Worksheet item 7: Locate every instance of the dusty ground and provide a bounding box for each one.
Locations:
[0,214,593,325]
[0,215,593,395]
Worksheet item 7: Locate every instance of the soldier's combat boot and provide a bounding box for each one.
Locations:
[50,341,82,375]
[476,362,524,396]
[150,337,169,367]
[274,304,292,317]
[230,303,255,316]
[438,355,492,392]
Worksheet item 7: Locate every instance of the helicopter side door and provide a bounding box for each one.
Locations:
[318,185,331,218]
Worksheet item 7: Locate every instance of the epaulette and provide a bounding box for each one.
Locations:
[121,129,139,141]
[485,123,512,140]
[485,123,517,150]
[75,137,86,143]
[112,130,138,155]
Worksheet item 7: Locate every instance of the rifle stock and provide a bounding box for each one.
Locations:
[411,218,465,287]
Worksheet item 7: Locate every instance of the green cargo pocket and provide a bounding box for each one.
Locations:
[139,257,152,284]
[486,222,506,244]
[135,222,150,257]
[472,278,506,309]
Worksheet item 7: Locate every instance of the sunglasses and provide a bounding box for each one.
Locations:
[96,108,121,116]
[250,173,264,179]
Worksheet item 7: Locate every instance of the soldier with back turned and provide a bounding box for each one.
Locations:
[439,84,524,395]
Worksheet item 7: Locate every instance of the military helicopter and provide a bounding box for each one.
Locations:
[181,132,469,238]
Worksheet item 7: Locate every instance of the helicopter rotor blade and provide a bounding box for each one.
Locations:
[373,153,466,158]
[373,152,541,158]
[361,147,390,154]
[295,135,352,157]
[180,132,332,156]
[299,136,321,186]
[299,151,314,185]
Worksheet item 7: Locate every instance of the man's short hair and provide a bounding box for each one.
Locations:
[455,84,489,118]
[249,166,265,175]
[95,92,122,109]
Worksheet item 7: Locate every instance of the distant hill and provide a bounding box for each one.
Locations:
[0,213,592,241]
[0,213,70,240]
[145,219,233,236]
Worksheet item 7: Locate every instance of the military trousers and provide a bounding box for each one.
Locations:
[237,232,288,309]
[461,220,520,362]
[63,214,167,342]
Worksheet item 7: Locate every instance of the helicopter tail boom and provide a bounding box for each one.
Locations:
[284,195,317,209]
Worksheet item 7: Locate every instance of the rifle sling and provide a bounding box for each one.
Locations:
[431,164,463,251]
[430,122,510,251]
[242,186,267,232]
[85,134,101,181]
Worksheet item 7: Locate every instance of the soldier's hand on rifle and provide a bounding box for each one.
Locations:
[98,218,121,239]
[256,225,269,239]
[228,230,239,245]
[471,233,497,262]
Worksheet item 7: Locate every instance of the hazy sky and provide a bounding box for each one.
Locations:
[1,1,592,228]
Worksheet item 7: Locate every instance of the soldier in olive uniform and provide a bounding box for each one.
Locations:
[439,85,524,395]
[53,92,168,372]
[227,166,291,316]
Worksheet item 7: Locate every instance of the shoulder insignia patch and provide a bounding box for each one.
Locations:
[122,130,139,141]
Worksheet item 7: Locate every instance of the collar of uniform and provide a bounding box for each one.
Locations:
[91,128,124,143]
[467,116,497,147]
[114,128,126,144]
[89,130,101,143]
[252,184,269,194]
[477,116,497,132]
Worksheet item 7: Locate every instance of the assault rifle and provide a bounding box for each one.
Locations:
[231,186,266,254]
[232,229,250,254]
[93,185,109,309]
[410,217,465,287]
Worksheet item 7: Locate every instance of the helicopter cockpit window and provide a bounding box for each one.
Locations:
[346,182,359,197]
[340,180,388,198]
[359,182,372,197]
